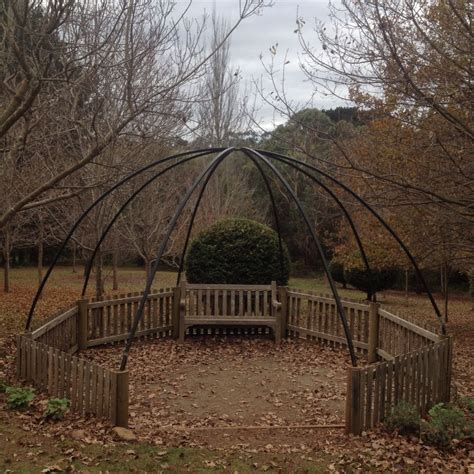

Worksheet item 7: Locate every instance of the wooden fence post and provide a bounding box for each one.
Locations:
[440,335,453,403]
[278,286,288,339]
[178,279,187,342]
[77,299,89,351]
[172,286,181,339]
[368,302,380,364]
[115,370,129,428]
[345,367,362,435]
[446,336,453,402]
[16,335,22,379]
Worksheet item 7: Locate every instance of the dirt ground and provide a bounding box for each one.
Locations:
[1,269,473,471]
[84,337,349,442]
[2,335,472,473]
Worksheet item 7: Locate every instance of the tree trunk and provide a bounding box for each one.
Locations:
[405,269,409,306]
[145,258,152,282]
[95,250,104,299]
[112,248,119,291]
[3,229,10,293]
[440,265,446,295]
[72,240,77,273]
[443,263,449,323]
[37,220,44,287]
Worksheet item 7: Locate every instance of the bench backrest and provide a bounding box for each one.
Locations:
[181,282,278,318]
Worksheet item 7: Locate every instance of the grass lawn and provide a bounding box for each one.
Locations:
[1,266,473,472]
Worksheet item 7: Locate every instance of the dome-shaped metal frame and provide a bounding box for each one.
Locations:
[26,147,446,370]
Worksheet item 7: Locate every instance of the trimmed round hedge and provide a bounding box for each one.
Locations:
[184,218,290,285]
[344,266,398,299]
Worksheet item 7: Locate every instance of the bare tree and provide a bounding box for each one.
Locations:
[195,13,248,146]
[255,0,473,277]
[0,0,271,230]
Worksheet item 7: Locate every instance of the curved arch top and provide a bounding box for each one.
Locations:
[26,146,445,371]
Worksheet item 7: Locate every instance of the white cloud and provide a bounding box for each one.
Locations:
[179,0,345,129]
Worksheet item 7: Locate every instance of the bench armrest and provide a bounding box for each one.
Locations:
[272,300,282,309]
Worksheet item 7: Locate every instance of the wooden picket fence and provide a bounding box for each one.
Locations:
[16,335,128,426]
[85,289,175,347]
[31,305,78,353]
[284,288,451,434]
[286,289,370,351]
[377,308,439,358]
[346,337,452,434]
[16,286,452,434]
[16,289,180,426]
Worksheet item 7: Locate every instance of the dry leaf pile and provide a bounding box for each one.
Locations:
[84,337,349,438]
[1,272,473,471]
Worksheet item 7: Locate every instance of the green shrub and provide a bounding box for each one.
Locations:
[421,403,474,449]
[185,218,290,285]
[6,386,35,409]
[344,266,398,299]
[0,380,9,393]
[462,397,474,413]
[385,401,421,435]
[44,398,70,421]
[329,260,346,288]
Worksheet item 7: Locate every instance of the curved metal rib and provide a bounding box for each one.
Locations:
[81,152,214,296]
[175,151,286,286]
[260,149,445,334]
[25,147,223,331]
[263,154,375,301]
[119,148,235,371]
[242,148,358,366]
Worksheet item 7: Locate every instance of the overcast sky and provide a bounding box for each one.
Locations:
[179,0,345,129]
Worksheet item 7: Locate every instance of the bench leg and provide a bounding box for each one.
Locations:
[179,321,185,342]
[178,309,185,342]
[274,324,281,344]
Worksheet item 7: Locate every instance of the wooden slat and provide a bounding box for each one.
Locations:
[378,309,439,342]
[103,369,111,419]
[58,351,65,398]
[365,367,373,428]
[286,325,369,350]
[185,318,276,326]
[71,357,78,411]
[214,290,219,317]
[84,362,91,414]
[88,291,173,309]
[47,346,54,394]
[97,366,106,416]
[77,358,85,415]
[287,290,370,311]
[359,369,367,431]
[110,372,118,425]
[31,307,78,339]
[87,325,174,347]
[185,283,272,290]
[52,349,60,397]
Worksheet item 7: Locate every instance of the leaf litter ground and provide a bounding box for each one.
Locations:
[1,268,473,471]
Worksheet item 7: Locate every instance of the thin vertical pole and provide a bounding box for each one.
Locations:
[368,302,380,364]
[77,299,89,351]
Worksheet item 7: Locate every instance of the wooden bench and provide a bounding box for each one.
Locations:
[178,281,283,342]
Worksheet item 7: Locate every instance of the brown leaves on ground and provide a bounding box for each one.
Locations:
[1,269,474,472]
[0,267,176,337]
[83,337,349,435]
[381,291,474,397]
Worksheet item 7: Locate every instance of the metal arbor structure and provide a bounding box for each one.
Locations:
[25,147,446,370]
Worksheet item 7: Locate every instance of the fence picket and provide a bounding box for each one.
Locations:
[17,287,452,434]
